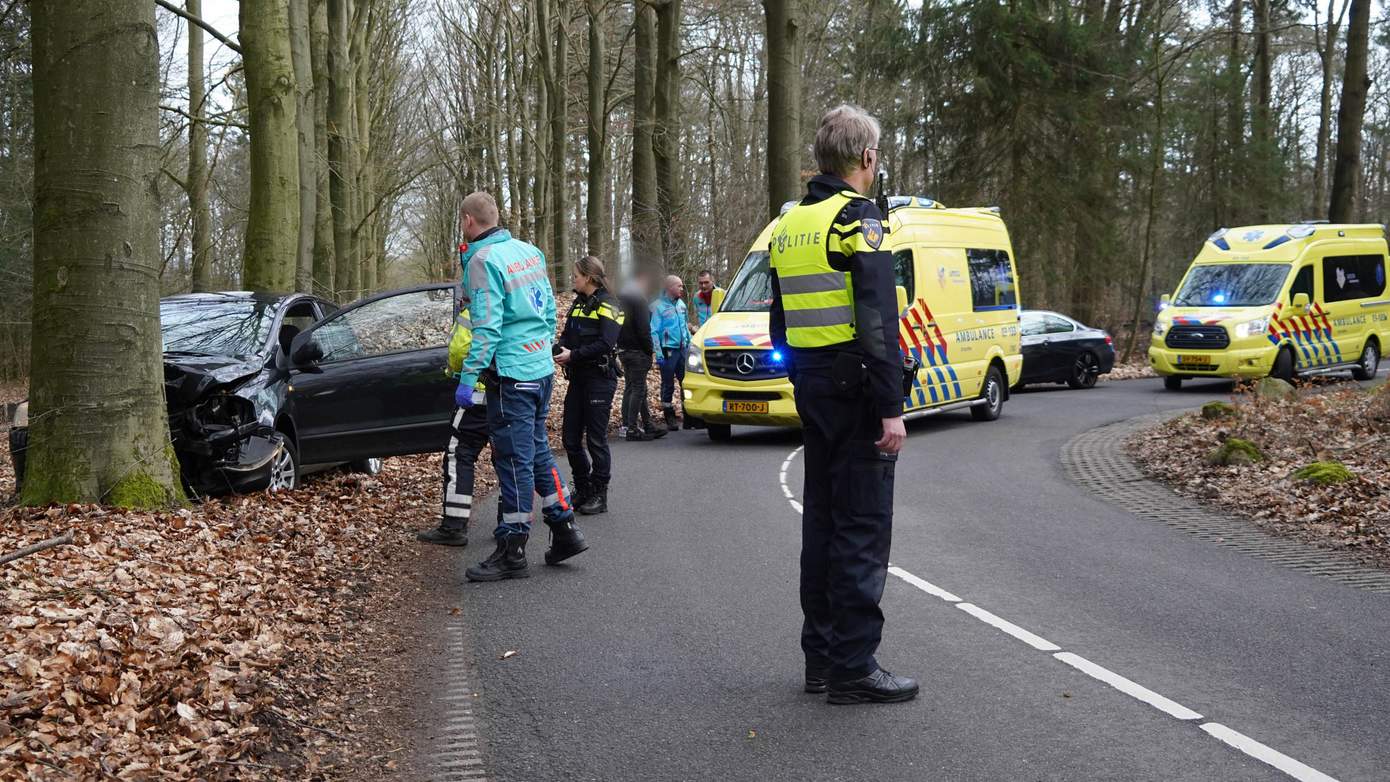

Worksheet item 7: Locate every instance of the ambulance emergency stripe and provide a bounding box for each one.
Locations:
[945,365,963,399]
[1313,304,1342,360]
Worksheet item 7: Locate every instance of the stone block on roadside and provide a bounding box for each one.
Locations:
[1252,377,1295,401]
[1201,401,1237,420]
[1205,437,1263,466]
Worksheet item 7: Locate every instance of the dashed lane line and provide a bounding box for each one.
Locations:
[778,445,1343,782]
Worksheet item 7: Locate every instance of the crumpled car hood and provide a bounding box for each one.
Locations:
[164,355,263,403]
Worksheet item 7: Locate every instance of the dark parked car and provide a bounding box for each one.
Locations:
[10,283,460,497]
[1017,309,1116,389]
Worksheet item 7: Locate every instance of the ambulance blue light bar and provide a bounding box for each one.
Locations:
[1207,227,1230,251]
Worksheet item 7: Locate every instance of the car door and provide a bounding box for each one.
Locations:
[287,283,460,464]
[1019,312,1048,383]
[1040,314,1079,379]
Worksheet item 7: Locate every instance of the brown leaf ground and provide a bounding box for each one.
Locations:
[1128,381,1390,569]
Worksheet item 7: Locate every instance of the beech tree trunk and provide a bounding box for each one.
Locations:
[289,0,316,293]
[1312,0,1347,218]
[26,0,182,507]
[187,0,213,292]
[310,0,334,295]
[586,0,608,260]
[1250,0,1273,221]
[631,0,661,277]
[653,0,683,271]
[327,0,357,300]
[241,0,300,292]
[764,0,801,219]
[549,0,569,278]
[1329,0,1371,222]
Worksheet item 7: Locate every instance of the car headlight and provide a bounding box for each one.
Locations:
[1152,320,1168,337]
[1234,317,1269,339]
[686,350,705,374]
[12,401,27,428]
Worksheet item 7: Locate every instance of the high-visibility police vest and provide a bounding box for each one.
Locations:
[770,191,871,348]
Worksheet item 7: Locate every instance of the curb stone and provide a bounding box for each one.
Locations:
[1062,410,1390,595]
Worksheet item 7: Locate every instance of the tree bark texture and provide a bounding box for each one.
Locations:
[1312,0,1346,217]
[586,0,608,260]
[631,0,661,277]
[1250,0,1273,221]
[310,0,335,295]
[241,0,300,292]
[653,0,683,271]
[764,0,801,220]
[26,0,182,507]
[187,0,213,293]
[1329,0,1371,222]
[327,0,357,300]
[289,0,317,293]
[549,0,569,277]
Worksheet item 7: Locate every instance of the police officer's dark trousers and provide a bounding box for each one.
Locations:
[441,403,490,530]
[562,369,618,489]
[792,369,895,681]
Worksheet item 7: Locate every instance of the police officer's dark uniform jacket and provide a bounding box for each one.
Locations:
[559,286,624,509]
[770,173,904,687]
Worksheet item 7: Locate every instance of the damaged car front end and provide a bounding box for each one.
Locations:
[164,355,288,496]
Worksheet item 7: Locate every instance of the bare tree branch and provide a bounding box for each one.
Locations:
[154,0,243,55]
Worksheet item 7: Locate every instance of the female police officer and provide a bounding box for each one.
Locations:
[556,256,624,515]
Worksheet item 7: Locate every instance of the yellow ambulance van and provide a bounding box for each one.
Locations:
[1150,223,1390,389]
[683,196,1024,441]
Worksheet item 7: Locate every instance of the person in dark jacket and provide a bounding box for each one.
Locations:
[557,256,624,515]
[616,270,665,442]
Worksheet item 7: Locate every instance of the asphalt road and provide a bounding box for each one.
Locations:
[451,375,1389,782]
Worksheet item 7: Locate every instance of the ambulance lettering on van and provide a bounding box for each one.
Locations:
[1150,223,1390,390]
[682,197,1024,441]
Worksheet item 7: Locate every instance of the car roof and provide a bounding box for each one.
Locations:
[161,291,306,305]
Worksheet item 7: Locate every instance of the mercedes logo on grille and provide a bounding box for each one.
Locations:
[735,353,757,375]
[1193,332,1205,339]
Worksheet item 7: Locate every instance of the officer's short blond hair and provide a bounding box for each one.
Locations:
[461,191,499,228]
[813,105,881,178]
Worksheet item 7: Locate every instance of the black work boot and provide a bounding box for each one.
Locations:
[827,669,919,705]
[570,477,593,510]
[644,423,667,439]
[465,534,530,581]
[543,517,589,565]
[578,484,608,515]
[415,522,468,547]
[805,664,831,694]
[663,406,679,432]
[626,428,656,442]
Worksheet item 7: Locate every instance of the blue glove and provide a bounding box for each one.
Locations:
[455,382,474,409]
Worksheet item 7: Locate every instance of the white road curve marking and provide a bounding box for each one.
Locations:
[958,602,1061,651]
[887,566,962,602]
[1053,652,1203,721]
[1199,723,1341,782]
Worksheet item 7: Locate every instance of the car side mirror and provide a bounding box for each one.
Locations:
[288,330,325,371]
[1292,292,1311,312]
[710,287,725,315]
[895,285,908,317]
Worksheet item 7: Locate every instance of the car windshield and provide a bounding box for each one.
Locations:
[1174,263,1290,307]
[721,251,773,312]
[161,299,275,359]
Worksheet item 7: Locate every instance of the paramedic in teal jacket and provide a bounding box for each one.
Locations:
[650,275,690,431]
[454,192,589,582]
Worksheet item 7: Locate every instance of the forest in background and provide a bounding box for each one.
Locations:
[2,0,1389,382]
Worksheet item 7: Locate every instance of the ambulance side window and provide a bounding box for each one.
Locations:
[1288,265,1314,304]
[966,248,1018,311]
[1322,255,1387,303]
[892,250,914,299]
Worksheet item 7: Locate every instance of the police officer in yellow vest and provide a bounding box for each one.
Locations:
[770,105,917,705]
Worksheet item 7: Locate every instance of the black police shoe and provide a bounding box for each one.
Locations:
[805,666,831,694]
[578,486,607,515]
[416,524,468,547]
[626,429,656,442]
[570,477,593,510]
[543,517,589,565]
[826,669,920,705]
[465,534,529,581]
[645,425,668,439]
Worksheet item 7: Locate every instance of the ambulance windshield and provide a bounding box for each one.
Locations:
[721,251,773,312]
[1174,263,1290,307]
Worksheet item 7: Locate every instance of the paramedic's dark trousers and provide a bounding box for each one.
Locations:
[441,404,489,529]
[791,370,896,681]
[562,370,618,487]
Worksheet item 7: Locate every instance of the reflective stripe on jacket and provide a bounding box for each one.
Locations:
[769,191,869,347]
[457,228,558,391]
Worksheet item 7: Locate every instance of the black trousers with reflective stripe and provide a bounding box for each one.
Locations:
[792,370,896,681]
[562,370,618,487]
[440,404,490,530]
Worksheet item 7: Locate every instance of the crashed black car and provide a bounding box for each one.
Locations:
[10,283,460,497]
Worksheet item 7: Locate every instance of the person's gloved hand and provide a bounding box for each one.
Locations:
[455,382,474,409]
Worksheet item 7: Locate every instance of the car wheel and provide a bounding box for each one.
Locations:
[1271,346,1296,383]
[350,456,384,475]
[706,423,732,442]
[971,365,1005,421]
[1352,339,1380,381]
[1163,375,1183,391]
[1067,352,1100,389]
[268,437,299,492]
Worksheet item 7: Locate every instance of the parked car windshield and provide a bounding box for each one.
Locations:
[721,251,773,312]
[161,299,275,359]
[1174,263,1290,307]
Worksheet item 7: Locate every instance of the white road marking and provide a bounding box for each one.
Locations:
[886,566,962,602]
[1200,723,1340,782]
[1053,652,1203,721]
[775,444,1343,782]
[958,603,1061,651]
